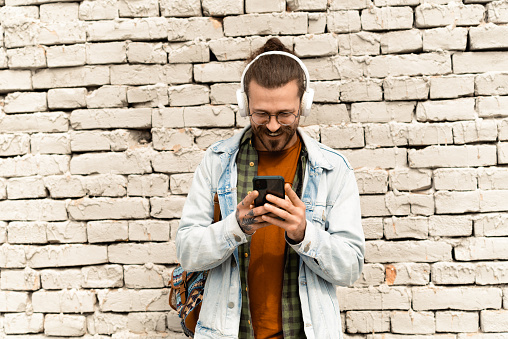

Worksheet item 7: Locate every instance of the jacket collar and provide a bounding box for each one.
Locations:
[210,125,334,170]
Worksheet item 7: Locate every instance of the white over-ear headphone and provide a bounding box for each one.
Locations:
[236,51,314,117]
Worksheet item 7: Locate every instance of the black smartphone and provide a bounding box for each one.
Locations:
[253,175,285,207]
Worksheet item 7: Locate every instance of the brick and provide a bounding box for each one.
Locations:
[128,312,168,333]
[386,263,430,286]
[346,311,390,333]
[246,0,285,13]
[337,32,380,56]
[46,221,87,243]
[0,244,26,268]
[110,64,191,85]
[354,169,388,194]
[430,75,475,99]
[361,6,413,31]
[70,108,151,130]
[475,213,508,237]
[26,244,107,268]
[310,81,341,103]
[476,262,508,285]
[169,173,194,195]
[434,168,477,191]
[44,175,85,198]
[374,0,419,5]
[129,220,170,242]
[150,196,187,218]
[456,237,508,260]
[165,42,208,65]
[409,194,434,216]
[4,313,43,334]
[45,44,85,68]
[152,107,185,128]
[119,0,158,17]
[321,124,364,149]
[223,13,307,36]
[432,262,476,284]
[31,133,71,155]
[408,123,453,146]
[417,98,475,122]
[86,86,127,109]
[0,291,28,312]
[354,263,385,286]
[362,218,384,240]
[47,88,86,109]
[38,21,87,45]
[0,134,30,156]
[481,310,508,332]
[0,221,6,242]
[194,61,244,83]
[83,173,124,196]
[6,46,46,69]
[7,221,47,244]
[124,264,171,288]
[150,148,204,173]
[208,37,255,61]
[454,52,508,74]
[409,145,497,168]
[436,311,479,333]
[79,0,118,20]
[500,142,508,164]
[0,267,40,290]
[97,288,171,312]
[287,0,327,10]
[0,6,38,24]
[126,42,166,64]
[300,104,350,126]
[479,168,508,190]
[0,70,32,93]
[327,11,361,33]
[343,148,407,169]
[86,42,127,64]
[487,0,508,23]
[160,0,200,17]
[381,29,422,54]
[87,313,128,335]
[152,128,193,151]
[40,269,81,290]
[127,84,169,107]
[167,84,210,107]
[476,72,508,96]
[32,290,95,313]
[478,96,508,118]
[202,0,243,15]
[369,53,452,78]
[185,106,235,128]
[305,56,366,80]
[336,286,411,310]
[455,120,498,144]
[365,123,408,147]
[384,216,429,239]
[167,17,223,41]
[87,17,168,41]
[501,119,508,140]
[351,101,414,123]
[127,174,169,197]
[415,3,485,27]
[340,79,383,102]
[87,221,129,243]
[294,33,338,58]
[33,66,109,89]
[208,83,236,105]
[0,154,70,177]
[68,197,149,220]
[0,199,67,221]
[81,264,124,288]
[413,286,502,310]
[391,311,435,334]
[423,26,468,51]
[435,190,480,214]
[470,24,508,50]
[44,314,86,336]
[389,169,432,191]
[384,77,429,101]
[366,240,452,263]
[195,129,235,150]
[4,92,47,114]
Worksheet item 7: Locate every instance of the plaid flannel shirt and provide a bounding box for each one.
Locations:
[236,128,306,339]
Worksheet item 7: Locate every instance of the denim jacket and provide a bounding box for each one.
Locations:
[176,126,365,339]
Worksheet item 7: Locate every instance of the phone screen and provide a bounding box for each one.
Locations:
[253,175,285,207]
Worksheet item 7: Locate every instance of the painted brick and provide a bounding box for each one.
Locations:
[68,197,149,220]
[337,286,411,311]
[354,263,385,286]
[409,193,435,216]
[152,128,194,151]
[385,263,430,286]
[308,13,328,34]
[124,264,171,288]
[210,83,238,104]
[416,98,475,122]
[0,199,67,221]
[170,173,194,195]
[434,168,477,191]
[340,79,383,102]
[40,268,82,290]
[86,86,127,108]
[487,0,508,23]
[327,11,362,33]
[435,311,479,333]
[408,145,497,168]
[0,291,28,312]
[429,75,475,99]
[44,314,86,336]
[129,220,170,242]
[453,120,498,144]
[0,267,40,291]
[413,286,502,310]
[384,216,429,239]
[337,32,380,56]
[87,220,129,243]
[119,0,159,17]
[435,190,480,214]
[160,0,200,17]
[128,84,169,107]
[7,221,47,244]
[167,41,209,64]
[346,311,390,333]
[32,290,95,313]
[4,92,47,114]
[31,133,71,155]
[79,0,119,20]
[432,262,476,284]
[351,101,414,123]
[202,0,243,15]
[478,96,508,118]
[110,64,192,85]
[361,6,413,31]
[389,169,432,191]
[4,313,44,334]
[87,313,128,335]
[294,33,338,58]
[381,29,422,54]
[423,26,468,51]
[150,196,187,218]
[70,108,151,130]
[128,312,168,333]
[481,310,508,332]
[478,168,508,190]
[456,237,508,260]
[415,3,485,27]
[365,240,452,263]
[195,129,236,149]
[33,66,109,89]
[384,77,429,101]
[0,134,30,156]
[368,53,452,78]
[194,61,244,83]
[127,174,169,197]
[365,123,408,147]
[470,24,508,50]
[6,46,46,69]
[83,173,125,196]
[407,123,454,146]
[224,13,308,36]
[82,264,124,288]
[26,244,108,268]
[47,88,86,109]
[304,56,366,80]
[321,124,365,149]
[342,148,407,169]
[97,288,172,312]
[476,72,508,96]
[287,0,327,10]
[476,262,508,285]
[355,169,389,194]
[454,52,508,74]
[0,70,32,93]
[391,311,435,334]
[87,17,168,41]
[374,0,419,5]
[300,104,350,126]
[245,0,285,13]
[46,221,87,244]
[0,244,26,268]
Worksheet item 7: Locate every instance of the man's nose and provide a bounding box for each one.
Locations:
[266,115,280,132]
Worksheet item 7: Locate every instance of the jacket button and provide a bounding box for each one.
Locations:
[228,302,234,309]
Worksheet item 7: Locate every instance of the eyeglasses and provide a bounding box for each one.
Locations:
[249,111,299,126]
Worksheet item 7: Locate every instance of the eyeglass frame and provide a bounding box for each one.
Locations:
[248,109,301,126]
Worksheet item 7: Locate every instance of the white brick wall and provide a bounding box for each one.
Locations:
[0,1,507,337]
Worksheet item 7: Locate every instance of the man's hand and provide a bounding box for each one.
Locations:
[235,191,271,235]
[261,183,307,243]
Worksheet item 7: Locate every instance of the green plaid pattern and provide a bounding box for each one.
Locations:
[236,128,306,339]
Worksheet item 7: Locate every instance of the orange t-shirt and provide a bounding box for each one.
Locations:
[248,136,302,339]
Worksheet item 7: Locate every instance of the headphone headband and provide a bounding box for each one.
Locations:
[236,51,314,117]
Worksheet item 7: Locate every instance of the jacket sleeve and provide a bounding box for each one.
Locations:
[176,149,248,272]
[287,168,365,286]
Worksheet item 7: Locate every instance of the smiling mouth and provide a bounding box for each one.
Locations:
[266,132,282,137]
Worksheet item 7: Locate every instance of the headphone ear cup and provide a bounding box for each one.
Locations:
[236,89,248,117]
[301,88,314,117]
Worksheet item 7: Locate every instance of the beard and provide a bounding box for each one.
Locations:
[251,123,298,152]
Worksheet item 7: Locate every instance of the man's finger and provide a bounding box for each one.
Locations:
[285,183,304,207]
[242,190,259,206]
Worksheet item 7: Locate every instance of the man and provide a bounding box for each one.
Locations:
[176,38,365,339]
